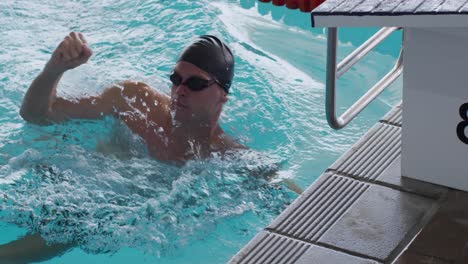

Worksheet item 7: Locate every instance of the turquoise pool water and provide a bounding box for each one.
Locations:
[0,0,402,263]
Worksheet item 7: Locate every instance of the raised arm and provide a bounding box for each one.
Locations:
[0,234,73,264]
[20,32,95,124]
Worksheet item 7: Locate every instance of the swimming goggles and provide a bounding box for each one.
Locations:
[169,71,228,93]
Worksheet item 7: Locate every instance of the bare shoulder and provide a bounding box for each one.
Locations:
[118,80,168,102]
[217,131,248,151]
[104,80,169,111]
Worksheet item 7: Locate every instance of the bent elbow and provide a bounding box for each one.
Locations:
[19,107,50,125]
[19,107,33,122]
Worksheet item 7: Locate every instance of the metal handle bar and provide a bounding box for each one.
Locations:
[326,27,403,129]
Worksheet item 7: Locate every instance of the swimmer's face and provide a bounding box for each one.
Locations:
[170,61,228,124]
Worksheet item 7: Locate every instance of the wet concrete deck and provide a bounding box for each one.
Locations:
[229,104,468,263]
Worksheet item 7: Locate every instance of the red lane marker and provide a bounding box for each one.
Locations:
[286,0,298,9]
[273,0,286,5]
[258,0,327,12]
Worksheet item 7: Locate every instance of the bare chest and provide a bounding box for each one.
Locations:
[117,110,239,163]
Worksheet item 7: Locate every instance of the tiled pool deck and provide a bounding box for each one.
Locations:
[230,104,468,263]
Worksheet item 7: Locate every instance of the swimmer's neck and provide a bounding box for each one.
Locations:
[169,119,223,148]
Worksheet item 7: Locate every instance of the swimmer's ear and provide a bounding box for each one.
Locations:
[220,92,228,103]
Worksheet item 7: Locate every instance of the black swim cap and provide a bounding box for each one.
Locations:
[177,35,234,93]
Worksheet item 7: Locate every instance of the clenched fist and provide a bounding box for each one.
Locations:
[45,32,93,74]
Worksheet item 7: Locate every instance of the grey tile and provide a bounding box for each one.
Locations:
[296,245,381,264]
[352,0,382,13]
[329,123,401,182]
[376,156,447,199]
[328,124,381,172]
[372,0,405,13]
[314,0,347,13]
[437,0,467,13]
[461,1,468,12]
[334,0,367,13]
[319,184,436,261]
[416,0,446,13]
[313,0,467,14]
[379,105,402,127]
[228,231,311,264]
[392,0,425,13]
[269,173,369,242]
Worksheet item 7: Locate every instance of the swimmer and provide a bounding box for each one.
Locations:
[2,32,303,263]
[19,32,303,191]
[20,32,242,165]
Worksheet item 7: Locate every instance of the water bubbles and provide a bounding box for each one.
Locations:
[169,110,179,127]
[1,146,292,256]
[124,95,136,104]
